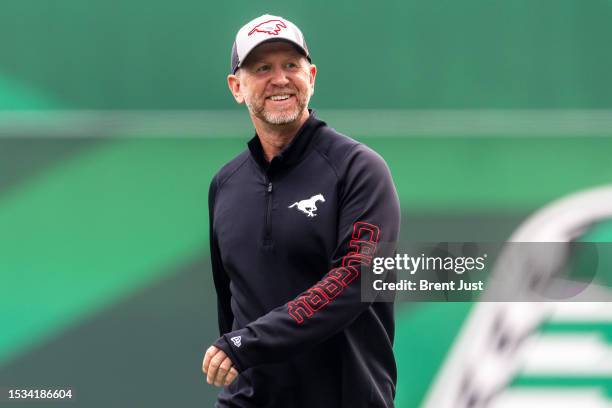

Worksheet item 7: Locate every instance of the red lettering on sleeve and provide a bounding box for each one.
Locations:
[287,222,381,324]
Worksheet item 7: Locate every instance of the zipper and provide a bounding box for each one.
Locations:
[263,180,273,244]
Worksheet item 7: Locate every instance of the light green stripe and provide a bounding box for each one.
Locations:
[0,138,244,365]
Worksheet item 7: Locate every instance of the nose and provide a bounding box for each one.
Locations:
[270,65,290,86]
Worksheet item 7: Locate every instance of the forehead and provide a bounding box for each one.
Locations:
[243,41,305,65]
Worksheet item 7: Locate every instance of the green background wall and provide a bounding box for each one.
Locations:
[1,1,611,407]
[2,0,612,109]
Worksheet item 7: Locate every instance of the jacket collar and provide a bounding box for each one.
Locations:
[247,109,325,174]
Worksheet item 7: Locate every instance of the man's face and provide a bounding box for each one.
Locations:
[228,42,316,125]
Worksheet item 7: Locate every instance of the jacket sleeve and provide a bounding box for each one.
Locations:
[213,145,401,371]
[209,174,234,336]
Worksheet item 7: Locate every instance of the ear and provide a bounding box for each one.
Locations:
[227,74,245,104]
[308,64,317,97]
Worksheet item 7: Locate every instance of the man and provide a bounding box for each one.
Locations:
[202,14,401,408]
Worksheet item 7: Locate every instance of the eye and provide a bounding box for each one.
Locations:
[255,64,270,73]
[286,62,298,69]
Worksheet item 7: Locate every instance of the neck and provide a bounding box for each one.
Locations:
[251,109,310,162]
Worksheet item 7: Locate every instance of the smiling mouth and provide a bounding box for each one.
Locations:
[266,94,294,102]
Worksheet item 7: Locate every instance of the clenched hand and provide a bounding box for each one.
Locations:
[202,345,238,387]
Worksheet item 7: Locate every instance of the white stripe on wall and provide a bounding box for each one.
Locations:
[521,333,612,376]
[491,388,612,408]
[1,110,612,138]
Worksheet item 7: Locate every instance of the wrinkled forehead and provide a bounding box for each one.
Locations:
[242,40,308,66]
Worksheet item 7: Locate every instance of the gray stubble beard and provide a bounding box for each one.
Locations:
[246,90,311,125]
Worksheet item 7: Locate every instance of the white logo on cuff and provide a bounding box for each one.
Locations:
[230,336,242,347]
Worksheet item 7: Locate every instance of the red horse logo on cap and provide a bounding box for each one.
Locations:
[248,19,287,36]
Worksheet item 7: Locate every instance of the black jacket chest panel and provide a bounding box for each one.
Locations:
[213,150,338,305]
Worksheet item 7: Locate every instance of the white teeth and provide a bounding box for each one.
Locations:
[269,95,291,101]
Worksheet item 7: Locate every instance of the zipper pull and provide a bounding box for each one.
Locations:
[267,182,273,193]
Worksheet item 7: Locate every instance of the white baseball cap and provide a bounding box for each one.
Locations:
[230,14,311,74]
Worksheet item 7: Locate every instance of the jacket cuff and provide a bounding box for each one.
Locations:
[213,334,245,373]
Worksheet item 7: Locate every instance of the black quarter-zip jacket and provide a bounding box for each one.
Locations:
[208,110,401,408]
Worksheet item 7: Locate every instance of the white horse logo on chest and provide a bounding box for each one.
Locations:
[288,194,325,217]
